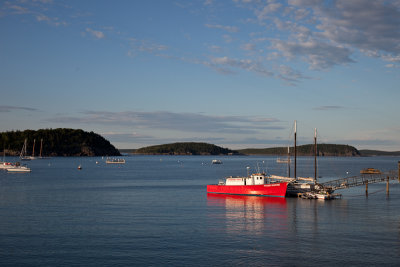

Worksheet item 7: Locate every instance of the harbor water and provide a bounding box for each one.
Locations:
[0,156,399,266]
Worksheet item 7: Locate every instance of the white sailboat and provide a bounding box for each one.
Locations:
[29,139,37,159]
[38,138,50,159]
[7,165,31,172]
[20,139,31,161]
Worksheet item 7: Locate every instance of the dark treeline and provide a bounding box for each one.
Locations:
[0,128,121,156]
[135,142,239,155]
[238,144,360,156]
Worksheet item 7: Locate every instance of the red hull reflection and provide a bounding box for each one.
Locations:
[207,193,287,206]
[207,193,288,233]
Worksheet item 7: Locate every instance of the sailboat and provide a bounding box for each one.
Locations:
[20,139,31,161]
[0,148,15,170]
[27,139,37,160]
[38,139,50,159]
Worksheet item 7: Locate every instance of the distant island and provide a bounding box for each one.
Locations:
[132,142,400,157]
[238,144,361,157]
[134,142,239,155]
[0,128,121,157]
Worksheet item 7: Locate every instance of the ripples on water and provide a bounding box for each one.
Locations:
[0,156,399,266]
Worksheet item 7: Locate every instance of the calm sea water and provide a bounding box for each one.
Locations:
[0,155,399,266]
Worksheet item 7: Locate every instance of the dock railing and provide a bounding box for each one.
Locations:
[320,171,398,192]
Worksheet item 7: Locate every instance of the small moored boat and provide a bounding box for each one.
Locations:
[106,158,126,164]
[7,165,31,172]
[0,162,15,170]
[360,168,381,174]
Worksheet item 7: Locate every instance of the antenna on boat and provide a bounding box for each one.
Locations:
[314,128,317,184]
[294,120,297,180]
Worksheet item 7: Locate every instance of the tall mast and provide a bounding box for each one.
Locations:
[32,139,36,157]
[314,128,317,184]
[24,139,27,157]
[294,120,297,180]
[287,145,290,177]
[40,139,43,158]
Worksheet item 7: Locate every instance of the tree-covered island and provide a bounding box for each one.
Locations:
[134,142,368,156]
[134,142,239,155]
[238,144,361,156]
[0,128,121,157]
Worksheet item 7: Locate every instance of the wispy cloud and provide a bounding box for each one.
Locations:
[86,28,105,39]
[4,0,399,84]
[45,110,283,134]
[2,1,66,26]
[313,106,345,111]
[270,39,354,70]
[334,139,399,147]
[205,24,239,33]
[36,14,67,26]
[127,38,168,57]
[7,5,29,14]
[283,0,400,67]
[0,105,38,112]
[101,132,155,143]
[208,56,274,77]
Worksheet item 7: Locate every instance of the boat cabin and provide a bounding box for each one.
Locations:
[225,173,267,186]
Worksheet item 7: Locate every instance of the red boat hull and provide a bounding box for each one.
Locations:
[207,182,288,197]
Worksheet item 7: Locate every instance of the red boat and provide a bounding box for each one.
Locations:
[207,173,289,197]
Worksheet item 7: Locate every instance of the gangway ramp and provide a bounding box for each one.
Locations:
[320,171,398,192]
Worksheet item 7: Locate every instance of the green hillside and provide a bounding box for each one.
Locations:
[359,150,400,156]
[135,142,239,155]
[238,144,360,156]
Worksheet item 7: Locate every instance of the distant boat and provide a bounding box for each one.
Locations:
[0,149,14,170]
[7,162,31,172]
[78,165,82,170]
[212,159,222,164]
[38,139,50,159]
[0,162,15,170]
[7,166,31,172]
[360,168,381,174]
[276,158,290,164]
[20,139,31,161]
[27,139,37,160]
[106,158,126,164]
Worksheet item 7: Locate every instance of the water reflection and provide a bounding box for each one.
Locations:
[207,193,288,235]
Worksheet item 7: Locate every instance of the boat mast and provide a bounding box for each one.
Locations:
[287,145,290,177]
[294,120,297,180]
[21,139,27,158]
[314,128,317,184]
[39,139,43,158]
[32,139,36,157]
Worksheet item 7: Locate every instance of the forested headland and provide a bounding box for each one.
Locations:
[0,129,121,156]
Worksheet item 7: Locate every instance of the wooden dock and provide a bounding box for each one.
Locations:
[319,170,398,193]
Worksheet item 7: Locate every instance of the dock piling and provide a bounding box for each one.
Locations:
[398,161,400,182]
[365,180,368,196]
[386,176,390,195]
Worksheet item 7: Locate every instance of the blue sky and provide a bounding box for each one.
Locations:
[1,0,399,150]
